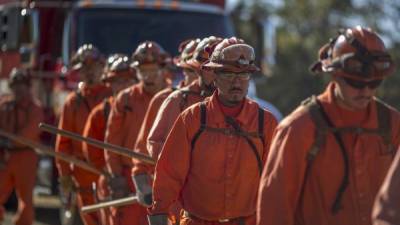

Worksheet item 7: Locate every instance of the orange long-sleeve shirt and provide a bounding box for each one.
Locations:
[0,96,44,148]
[131,87,177,174]
[372,147,400,225]
[105,83,154,176]
[55,84,111,183]
[82,97,113,171]
[146,80,205,161]
[150,92,278,220]
[257,83,400,225]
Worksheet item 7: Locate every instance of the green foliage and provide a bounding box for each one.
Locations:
[231,0,400,116]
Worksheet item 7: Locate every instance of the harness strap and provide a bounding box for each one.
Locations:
[225,116,263,175]
[190,102,265,175]
[103,99,111,123]
[375,98,394,155]
[258,107,265,146]
[179,89,202,111]
[75,90,91,112]
[190,102,206,150]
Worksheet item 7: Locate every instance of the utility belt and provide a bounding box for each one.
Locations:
[183,211,247,224]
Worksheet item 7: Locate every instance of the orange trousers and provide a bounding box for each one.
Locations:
[73,166,100,225]
[98,175,112,225]
[109,169,148,225]
[0,150,38,225]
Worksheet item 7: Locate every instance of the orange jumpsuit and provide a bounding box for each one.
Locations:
[0,96,44,225]
[150,92,278,224]
[105,83,156,225]
[372,147,400,225]
[56,84,111,225]
[143,80,205,168]
[132,87,177,169]
[83,97,114,225]
[257,83,400,225]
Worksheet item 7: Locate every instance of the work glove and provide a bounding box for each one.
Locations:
[132,174,153,207]
[58,175,75,195]
[0,137,13,149]
[108,175,129,199]
[147,214,168,225]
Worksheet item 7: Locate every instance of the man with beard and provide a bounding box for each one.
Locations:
[0,68,44,225]
[56,44,112,225]
[104,41,170,225]
[82,56,137,225]
[147,37,278,225]
[257,26,400,225]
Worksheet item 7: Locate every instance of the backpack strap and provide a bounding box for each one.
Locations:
[122,90,132,112]
[375,98,394,156]
[302,96,350,214]
[258,107,265,146]
[302,96,329,162]
[179,89,202,111]
[75,90,91,112]
[190,102,207,150]
[225,116,263,175]
[103,99,111,123]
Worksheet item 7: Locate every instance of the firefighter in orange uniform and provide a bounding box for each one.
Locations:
[372,147,400,225]
[148,37,278,225]
[0,68,44,225]
[132,36,223,212]
[257,26,400,225]
[104,41,170,225]
[55,44,112,225]
[132,38,201,175]
[83,56,137,225]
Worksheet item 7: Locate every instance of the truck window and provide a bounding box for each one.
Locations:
[75,8,234,56]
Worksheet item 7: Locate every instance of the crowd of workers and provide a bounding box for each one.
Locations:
[0,25,400,225]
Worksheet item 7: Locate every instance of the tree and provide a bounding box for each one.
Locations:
[231,0,400,115]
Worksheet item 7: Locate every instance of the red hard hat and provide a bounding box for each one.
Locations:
[186,36,223,69]
[173,38,200,69]
[130,41,170,68]
[202,37,260,73]
[311,26,395,81]
[71,44,104,70]
[101,57,136,82]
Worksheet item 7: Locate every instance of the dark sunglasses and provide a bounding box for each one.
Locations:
[342,77,383,90]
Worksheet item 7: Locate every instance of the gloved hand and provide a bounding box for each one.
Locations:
[0,138,13,149]
[108,175,129,199]
[58,175,75,195]
[147,214,168,225]
[132,174,153,207]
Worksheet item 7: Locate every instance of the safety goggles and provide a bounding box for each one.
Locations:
[342,77,383,90]
[217,72,251,82]
[329,51,393,78]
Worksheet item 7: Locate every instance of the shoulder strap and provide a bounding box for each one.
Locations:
[303,96,350,214]
[122,91,132,112]
[302,96,329,162]
[258,107,265,146]
[75,90,91,112]
[375,98,394,155]
[103,99,111,123]
[178,89,201,111]
[191,102,207,151]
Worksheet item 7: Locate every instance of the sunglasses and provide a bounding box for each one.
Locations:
[342,77,383,90]
[217,72,251,82]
